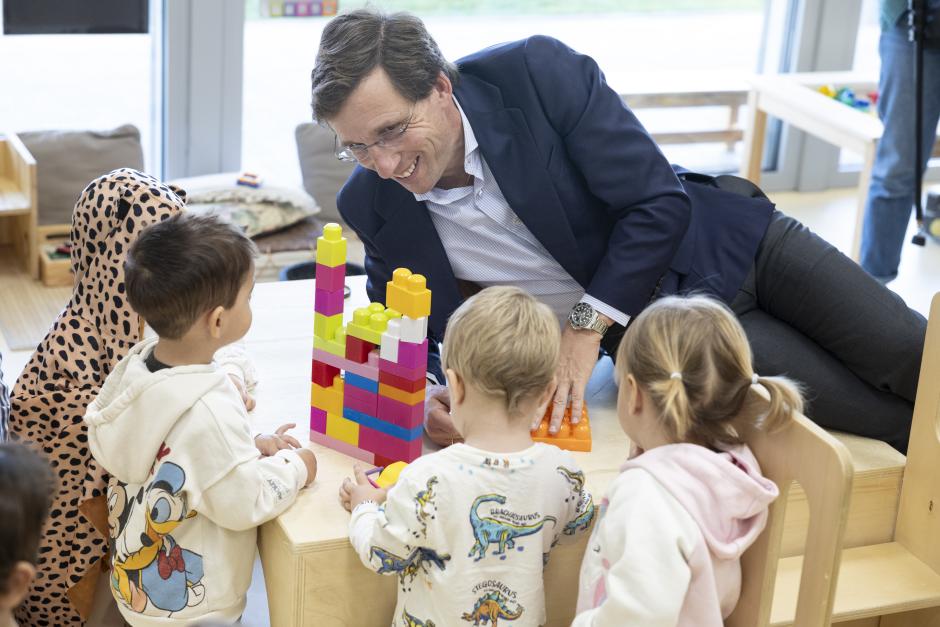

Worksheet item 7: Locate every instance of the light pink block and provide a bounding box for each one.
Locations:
[344,385,378,416]
[377,395,424,430]
[379,357,426,380]
[396,338,428,370]
[315,263,345,292]
[310,406,327,433]
[309,429,374,464]
[314,287,344,316]
[313,348,379,380]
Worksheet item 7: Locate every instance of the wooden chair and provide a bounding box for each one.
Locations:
[765,292,940,626]
[726,390,855,627]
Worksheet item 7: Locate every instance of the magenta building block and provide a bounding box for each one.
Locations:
[344,385,378,416]
[378,357,426,381]
[358,424,380,454]
[315,262,345,292]
[314,287,344,316]
[396,338,428,370]
[377,395,424,430]
[310,406,327,433]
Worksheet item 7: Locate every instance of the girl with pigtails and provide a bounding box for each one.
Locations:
[572,294,802,627]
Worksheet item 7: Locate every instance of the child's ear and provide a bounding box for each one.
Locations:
[207,305,225,339]
[625,374,644,416]
[0,561,36,611]
[445,368,464,406]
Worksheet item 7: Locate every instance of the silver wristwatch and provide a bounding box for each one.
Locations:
[568,302,609,336]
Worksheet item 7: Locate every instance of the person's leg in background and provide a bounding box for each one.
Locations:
[734,212,926,453]
[860,16,940,282]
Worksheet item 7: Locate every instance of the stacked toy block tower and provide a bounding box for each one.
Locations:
[310,223,431,466]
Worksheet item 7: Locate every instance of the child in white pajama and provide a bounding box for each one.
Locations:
[340,287,595,626]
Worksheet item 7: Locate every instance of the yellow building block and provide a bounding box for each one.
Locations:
[346,304,390,344]
[378,382,425,406]
[316,223,347,267]
[386,268,431,320]
[314,312,343,341]
[314,326,346,357]
[311,375,344,416]
[326,413,360,446]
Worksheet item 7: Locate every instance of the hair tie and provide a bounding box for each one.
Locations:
[670,372,683,381]
[751,373,760,385]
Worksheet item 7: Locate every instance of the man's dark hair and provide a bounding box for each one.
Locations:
[125,213,257,339]
[311,9,459,122]
[0,443,53,593]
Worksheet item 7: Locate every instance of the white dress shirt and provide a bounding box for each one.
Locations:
[414,99,629,327]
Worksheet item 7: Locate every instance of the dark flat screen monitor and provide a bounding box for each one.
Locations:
[3,0,149,35]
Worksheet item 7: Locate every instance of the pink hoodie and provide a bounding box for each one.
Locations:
[573,443,778,626]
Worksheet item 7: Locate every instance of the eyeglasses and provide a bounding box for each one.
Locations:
[334,104,416,163]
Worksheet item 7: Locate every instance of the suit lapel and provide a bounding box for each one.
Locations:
[457,77,587,285]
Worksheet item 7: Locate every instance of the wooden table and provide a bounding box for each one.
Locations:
[247,277,905,627]
[739,72,882,260]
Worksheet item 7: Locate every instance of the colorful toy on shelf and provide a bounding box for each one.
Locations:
[236,172,262,188]
[817,84,878,112]
[263,0,337,17]
[531,404,592,452]
[310,223,429,466]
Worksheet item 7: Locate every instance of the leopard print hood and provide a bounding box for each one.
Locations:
[9,168,186,625]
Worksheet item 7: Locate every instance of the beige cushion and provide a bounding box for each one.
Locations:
[295,122,355,224]
[18,125,144,226]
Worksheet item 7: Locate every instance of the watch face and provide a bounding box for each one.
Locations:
[569,302,594,328]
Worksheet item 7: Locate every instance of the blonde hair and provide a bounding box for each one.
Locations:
[442,286,560,419]
[616,295,802,448]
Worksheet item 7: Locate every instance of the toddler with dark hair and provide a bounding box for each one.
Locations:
[0,443,54,626]
[85,212,317,625]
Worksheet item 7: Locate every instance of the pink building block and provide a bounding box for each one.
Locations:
[378,357,426,381]
[313,348,380,380]
[377,394,424,430]
[344,384,378,416]
[310,406,327,433]
[358,426,421,462]
[396,338,428,370]
[309,429,374,464]
[316,262,345,292]
[314,287,344,316]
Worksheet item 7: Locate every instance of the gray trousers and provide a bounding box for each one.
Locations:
[731,211,926,452]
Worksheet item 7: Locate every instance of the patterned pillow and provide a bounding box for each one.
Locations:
[184,184,320,239]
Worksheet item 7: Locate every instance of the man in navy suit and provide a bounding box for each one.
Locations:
[312,9,925,452]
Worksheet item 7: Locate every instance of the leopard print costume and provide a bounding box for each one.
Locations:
[9,169,185,625]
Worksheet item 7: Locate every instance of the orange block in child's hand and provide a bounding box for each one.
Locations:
[531,405,592,452]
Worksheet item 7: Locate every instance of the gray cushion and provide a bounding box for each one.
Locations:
[19,125,144,226]
[295,122,355,224]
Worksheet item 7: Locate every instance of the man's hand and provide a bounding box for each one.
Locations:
[545,324,604,434]
[339,464,388,512]
[424,384,463,447]
[228,373,256,411]
[254,423,303,456]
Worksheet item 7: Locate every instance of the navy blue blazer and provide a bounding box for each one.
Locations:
[338,36,774,378]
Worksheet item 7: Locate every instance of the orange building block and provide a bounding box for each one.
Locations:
[531,405,592,452]
[386,268,431,320]
[378,382,425,406]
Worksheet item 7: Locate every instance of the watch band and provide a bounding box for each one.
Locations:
[588,317,609,336]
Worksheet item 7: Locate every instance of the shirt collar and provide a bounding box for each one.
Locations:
[414,97,484,203]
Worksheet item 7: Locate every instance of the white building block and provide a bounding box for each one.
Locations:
[380,318,401,362]
[399,316,428,344]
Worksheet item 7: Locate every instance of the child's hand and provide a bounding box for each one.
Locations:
[228,373,256,411]
[339,464,388,512]
[254,423,303,456]
[296,448,317,486]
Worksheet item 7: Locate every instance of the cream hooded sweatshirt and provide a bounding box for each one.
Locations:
[573,443,778,626]
[84,336,308,626]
